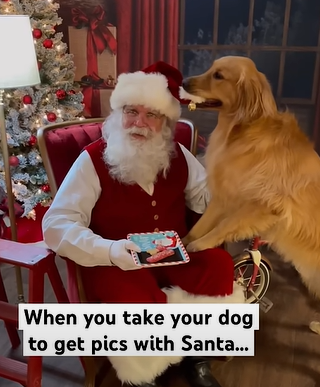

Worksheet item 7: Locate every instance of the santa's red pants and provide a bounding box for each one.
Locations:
[80,248,235,303]
[79,248,244,385]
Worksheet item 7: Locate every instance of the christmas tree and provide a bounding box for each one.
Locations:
[0,0,84,218]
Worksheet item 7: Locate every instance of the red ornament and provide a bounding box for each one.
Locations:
[37,62,42,70]
[68,90,76,95]
[43,39,53,49]
[32,29,42,39]
[28,135,37,146]
[47,112,57,122]
[9,156,19,167]
[41,184,50,193]
[23,95,32,104]
[56,89,67,100]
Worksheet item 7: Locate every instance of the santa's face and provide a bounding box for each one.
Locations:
[122,105,165,139]
[102,108,176,186]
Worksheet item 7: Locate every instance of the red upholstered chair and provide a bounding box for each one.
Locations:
[38,118,198,194]
[37,117,199,386]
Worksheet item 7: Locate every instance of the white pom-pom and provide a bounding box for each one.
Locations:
[179,86,206,103]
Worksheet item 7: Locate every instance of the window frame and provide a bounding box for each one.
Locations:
[178,0,320,105]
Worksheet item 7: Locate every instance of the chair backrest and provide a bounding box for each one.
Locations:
[37,117,199,303]
[37,118,198,197]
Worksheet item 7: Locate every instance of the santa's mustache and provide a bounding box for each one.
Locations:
[126,127,153,138]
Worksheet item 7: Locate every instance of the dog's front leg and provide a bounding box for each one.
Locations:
[186,204,278,252]
[182,198,226,246]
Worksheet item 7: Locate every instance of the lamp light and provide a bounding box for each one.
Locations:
[0,15,41,303]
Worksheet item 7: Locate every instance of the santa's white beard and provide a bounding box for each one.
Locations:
[102,110,176,186]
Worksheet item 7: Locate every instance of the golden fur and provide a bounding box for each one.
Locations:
[182,56,320,299]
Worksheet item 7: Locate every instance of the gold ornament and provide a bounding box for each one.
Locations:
[27,209,36,220]
[188,101,197,111]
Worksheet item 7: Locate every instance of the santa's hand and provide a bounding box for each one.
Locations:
[109,239,142,271]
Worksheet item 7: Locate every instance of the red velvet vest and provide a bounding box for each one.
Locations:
[84,138,189,239]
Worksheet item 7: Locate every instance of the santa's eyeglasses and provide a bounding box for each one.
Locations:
[122,106,163,121]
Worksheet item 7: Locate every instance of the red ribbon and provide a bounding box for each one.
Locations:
[80,73,115,117]
[71,6,117,117]
[71,6,117,57]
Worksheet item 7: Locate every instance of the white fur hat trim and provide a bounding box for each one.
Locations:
[110,71,181,121]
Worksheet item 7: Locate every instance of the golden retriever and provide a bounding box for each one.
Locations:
[180,55,320,303]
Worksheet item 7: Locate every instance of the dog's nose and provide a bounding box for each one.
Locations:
[182,79,190,90]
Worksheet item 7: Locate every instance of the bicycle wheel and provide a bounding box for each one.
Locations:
[233,253,271,304]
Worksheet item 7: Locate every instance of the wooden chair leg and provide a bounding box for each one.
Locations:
[46,257,69,303]
[27,357,42,387]
[26,266,45,386]
[0,269,20,348]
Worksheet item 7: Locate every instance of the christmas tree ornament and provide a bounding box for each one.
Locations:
[56,89,66,100]
[9,155,19,167]
[32,29,42,39]
[43,38,53,49]
[41,184,50,193]
[28,135,37,146]
[22,95,32,104]
[47,112,57,122]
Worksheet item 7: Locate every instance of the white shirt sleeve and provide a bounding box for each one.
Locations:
[42,150,113,267]
[179,143,211,214]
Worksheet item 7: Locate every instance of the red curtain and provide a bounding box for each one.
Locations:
[115,0,179,74]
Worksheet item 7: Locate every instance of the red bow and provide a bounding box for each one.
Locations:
[71,6,117,56]
[80,73,115,117]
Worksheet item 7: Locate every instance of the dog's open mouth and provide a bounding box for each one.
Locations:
[197,99,223,108]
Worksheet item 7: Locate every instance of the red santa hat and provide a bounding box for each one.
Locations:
[110,61,189,122]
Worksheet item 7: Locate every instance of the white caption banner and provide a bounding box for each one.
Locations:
[19,303,259,357]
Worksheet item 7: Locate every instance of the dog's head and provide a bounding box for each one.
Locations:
[180,56,277,122]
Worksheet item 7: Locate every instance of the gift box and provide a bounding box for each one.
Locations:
[68,5,117,117]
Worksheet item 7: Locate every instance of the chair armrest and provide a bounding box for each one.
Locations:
[0,239,53,268]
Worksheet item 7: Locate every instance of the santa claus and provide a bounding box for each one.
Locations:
[152,234,177,250]
[42,61,245,387]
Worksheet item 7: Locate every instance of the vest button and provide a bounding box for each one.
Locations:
[151,200,156,206]
[154,228,159,232]
[154,214,159,220]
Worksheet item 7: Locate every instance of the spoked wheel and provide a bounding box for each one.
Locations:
[233,254,271,304]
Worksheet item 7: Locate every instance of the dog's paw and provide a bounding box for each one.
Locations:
[186,240,204,253]
[182,235,192,246]
[186,237,221,252]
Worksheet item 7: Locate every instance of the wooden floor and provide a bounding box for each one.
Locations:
[1,242,320,387]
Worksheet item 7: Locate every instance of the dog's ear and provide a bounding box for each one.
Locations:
[235,70,277,122]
